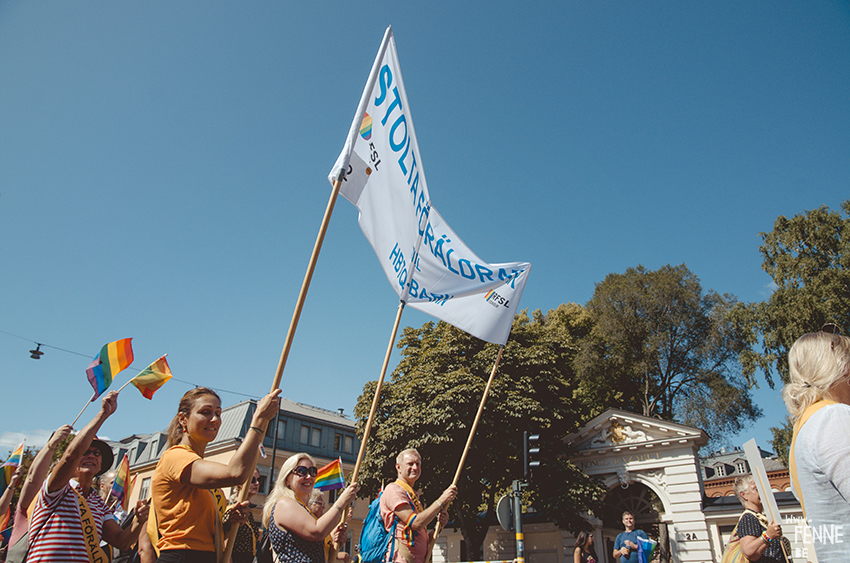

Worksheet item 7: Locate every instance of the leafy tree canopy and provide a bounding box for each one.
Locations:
[353,304,606,561]
[733,200,850,387]
[577,264,760,447]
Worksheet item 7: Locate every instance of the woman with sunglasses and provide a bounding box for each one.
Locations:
[151,386,281,563]
[262,453,358,563]
[784,326,850,561]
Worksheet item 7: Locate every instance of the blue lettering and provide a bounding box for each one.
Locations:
[458,259,475,279]
[475,264,494,283]
[375,65,392,106]
[381,86,403,127]
[433,235,449,267]
[446,249,460,275]
[389,113,407,151]
[417,202,430,236]
[397,134,411,175]
[408,278,419,298]
[423,223,435,253]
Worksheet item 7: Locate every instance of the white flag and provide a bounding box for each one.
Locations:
[329,27,531,346]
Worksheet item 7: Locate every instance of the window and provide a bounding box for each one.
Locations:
[736,462,748,474]
[335,433,355,453]
[257,473,268,495]
[139,477,151,501]
[301,425,321,446]
[266,419,286,440]
[715,465,725,477]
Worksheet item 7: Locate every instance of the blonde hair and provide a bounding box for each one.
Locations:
[783,331,850,419]
[396,448,421,465]
[733,474,755,505]
[262,453,314,527]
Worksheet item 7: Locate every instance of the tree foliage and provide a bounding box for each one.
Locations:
[5,431,73,515]
[733,200,850,387]
[577,264,760,446]
[353,305,606,561]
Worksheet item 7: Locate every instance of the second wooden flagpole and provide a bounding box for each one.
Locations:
[329,300,406,561]
[220,177,343,563]
[427,344,506,560]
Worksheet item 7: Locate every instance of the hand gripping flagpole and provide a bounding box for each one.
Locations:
[328,299,406,563]
[426,344,506,563]
[220,176,344,563]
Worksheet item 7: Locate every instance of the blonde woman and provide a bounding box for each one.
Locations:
[263,453,358,563]
[784,326,850,561]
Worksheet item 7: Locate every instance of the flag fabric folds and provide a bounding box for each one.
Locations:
[314,458,345,491]
[0,442,24,496]
[637,536,657,563]
[110,454,131,507]
[130,355,172,399]
[328,27,530,346]
[87,338,134,401]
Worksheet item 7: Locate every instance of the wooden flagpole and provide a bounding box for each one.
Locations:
[329,300,406,561]
[220,178,344,563]
[427,345,506,559]
[70,398,91,428]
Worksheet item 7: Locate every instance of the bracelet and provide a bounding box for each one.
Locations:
[437,500,444,510]
[761,531,771,544]
[332,504,343,513]
[249,426,263,435]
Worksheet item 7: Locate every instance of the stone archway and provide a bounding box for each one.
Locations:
[601,482,668,563]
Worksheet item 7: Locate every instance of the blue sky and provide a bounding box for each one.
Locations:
[1,1,848,457]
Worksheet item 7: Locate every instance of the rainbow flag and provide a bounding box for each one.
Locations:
[87,338,134,401]
[130,355,172,399]
[0,442,24,496]
[315,458,345,491]
[110,454,130,506]
[637,536,657,563]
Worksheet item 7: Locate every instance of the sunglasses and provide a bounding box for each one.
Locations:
[251,477,260,484]
[292,466,318,478]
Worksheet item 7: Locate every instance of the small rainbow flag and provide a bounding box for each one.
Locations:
[130,355,172,399]
[110,454,130,506]
[637,536,657,563]
[314,458,345,491]
[87,338,134,401]
[0,442,24,496]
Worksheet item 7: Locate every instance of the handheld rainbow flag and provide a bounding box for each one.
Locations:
[637,536,657,563]
[87,338,134,401]
[110,454,130,506]
[314,458,345,491]
[0,523,11,544]
[0,442,24,496]
[129,355,172,399]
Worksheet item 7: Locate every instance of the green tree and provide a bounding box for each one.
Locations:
[6,431,74,515]
[353,304,606,561]
[731,200,850,459]
[577,264,760,447]
[735,200,850,387]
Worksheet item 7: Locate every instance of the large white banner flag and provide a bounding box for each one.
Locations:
[329,27,531,346]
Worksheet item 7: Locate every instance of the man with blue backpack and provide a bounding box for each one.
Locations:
[375,449,457,563]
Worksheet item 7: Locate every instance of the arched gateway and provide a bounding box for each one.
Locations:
[435,409,808,563]
[564,409,712,562]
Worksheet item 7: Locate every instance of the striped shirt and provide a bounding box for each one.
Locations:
[28,478,110,563]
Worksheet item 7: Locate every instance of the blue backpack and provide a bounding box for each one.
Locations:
[359,492,397,563]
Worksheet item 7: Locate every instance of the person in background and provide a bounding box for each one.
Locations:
[224,468,263,563]
[262,453,358,563]
[612,511,647,563]
[573,531,596,563]
[783,326,850,562]
[308,489,351,563]
[151,386,280,563]
[731,474,789,563]
[27,392,149,562]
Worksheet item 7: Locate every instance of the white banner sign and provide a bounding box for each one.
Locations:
[329,27,531,346]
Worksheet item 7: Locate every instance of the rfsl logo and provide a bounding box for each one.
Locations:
[485,289,510,309]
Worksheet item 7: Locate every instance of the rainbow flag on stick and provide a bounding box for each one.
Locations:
[129,355,172,399]
[314,458,345,491]
[110,454,130,506]
[0,442,24,496]
[87,338,134,401]
[637,536,657,563]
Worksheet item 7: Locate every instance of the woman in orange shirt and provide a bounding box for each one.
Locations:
[151,386,280,563]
